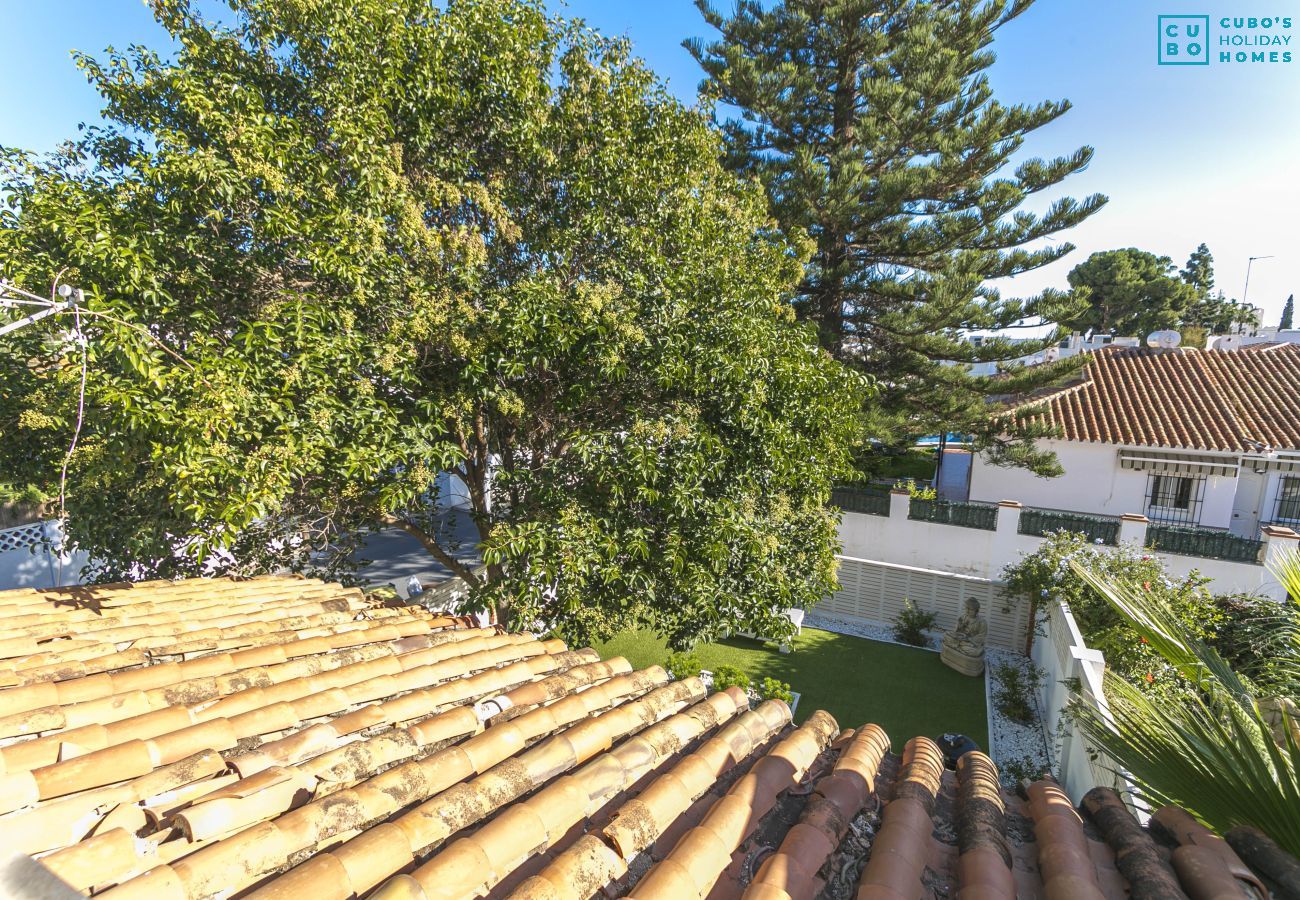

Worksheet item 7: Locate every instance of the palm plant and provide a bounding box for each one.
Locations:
[1068,550,1300,856]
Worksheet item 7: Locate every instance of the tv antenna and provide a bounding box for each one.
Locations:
[0,280,81,337]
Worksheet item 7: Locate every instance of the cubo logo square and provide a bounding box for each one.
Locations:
[1159,15,1211,65]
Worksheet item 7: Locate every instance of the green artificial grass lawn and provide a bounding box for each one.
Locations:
[593,626,989,752]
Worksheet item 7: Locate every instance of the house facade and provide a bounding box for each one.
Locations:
[968,343,1300,537]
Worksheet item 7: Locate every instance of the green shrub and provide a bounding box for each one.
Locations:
[665,651,702,681]
[758,677,794,705]
[893,477,936,500]
[711,664,750,693]
[892,600,937,647]
[993,662,1043,725]
[1002,532,1226,697]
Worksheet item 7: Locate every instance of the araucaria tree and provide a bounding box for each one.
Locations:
[689,0,1106,473]
[0,0,866,646]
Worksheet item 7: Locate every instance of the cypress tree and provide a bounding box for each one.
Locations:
[1282,294,1295,331]
[689,0,1107,474]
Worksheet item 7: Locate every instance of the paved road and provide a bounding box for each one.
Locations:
[350,510,481,598]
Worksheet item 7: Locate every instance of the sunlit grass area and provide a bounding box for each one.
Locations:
[594,626,988,750]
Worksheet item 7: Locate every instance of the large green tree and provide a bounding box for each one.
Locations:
[1177,243,1247,339]
[0,0,866,646]
[1063,248,1198,337]
[688,0,1106,474]
[1281,294,1294,331]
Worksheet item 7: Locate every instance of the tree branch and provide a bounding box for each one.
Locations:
[380,514,482,587]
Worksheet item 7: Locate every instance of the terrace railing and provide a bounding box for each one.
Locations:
[908,497,997,531]
[1019,508,1120,546]
[829,484,891,517]
[1147,524,1264,565]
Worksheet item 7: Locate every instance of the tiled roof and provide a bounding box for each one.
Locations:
[1010,344,1300,451]
[0,576,1295,900]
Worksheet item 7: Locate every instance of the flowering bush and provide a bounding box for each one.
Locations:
[1003,532,1226,698]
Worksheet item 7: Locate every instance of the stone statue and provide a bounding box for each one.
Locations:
[941,597,987,676]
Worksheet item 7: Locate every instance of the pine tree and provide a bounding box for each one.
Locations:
[689,0,1106,474]
[1178,243,1237,335]
[1180,242,1215,295]
[1282,294,1295,331]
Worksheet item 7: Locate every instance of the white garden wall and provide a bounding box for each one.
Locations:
[0,521,88,590]
[1032,599,1134,804]
[837,494,1293,601]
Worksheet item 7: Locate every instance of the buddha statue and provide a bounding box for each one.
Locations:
[941,597,988,676]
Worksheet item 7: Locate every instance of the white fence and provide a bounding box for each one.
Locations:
[819,555,1030,651]
[0,521,88,590]
[1032,599,1133,803]
[838,491,1296,601]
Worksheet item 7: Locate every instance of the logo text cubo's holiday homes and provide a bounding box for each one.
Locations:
[1158,14,1294,66]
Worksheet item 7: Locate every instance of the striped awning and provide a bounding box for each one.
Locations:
[1117,449,1239,477]
[1247,454,1300,474]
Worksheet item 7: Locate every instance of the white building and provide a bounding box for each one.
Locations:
[969,343,1300,537]
[951,332,1141,377]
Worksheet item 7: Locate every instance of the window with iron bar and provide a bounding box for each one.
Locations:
[1275,476,1300,524]
[1144,472,1205,526]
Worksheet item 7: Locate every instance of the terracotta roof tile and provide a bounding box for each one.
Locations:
[0,576,1295,899]
[1010,344,1300,451]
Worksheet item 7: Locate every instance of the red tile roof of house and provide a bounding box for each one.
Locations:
[1010,344,1300,451]
[0,576,1294,899]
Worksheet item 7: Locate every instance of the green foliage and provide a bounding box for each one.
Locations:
[1002,532,1225,697]
[992,662,1043,725]
[1063,248,1199,337]
[1068,555,1300,857]
[892,478,936,501]
[1282,294,1295,331]
[892,600,937,647]
[0,483,48,506]
[666,651,703,681]
[0,0,867,647]
[711,664,751,693]
[858,447,935,483]
[689,0,1104,474]
[758,676,794,705]
[1180,243,1216,297]
[999,754,1044,785]
[1064,243,1254,341]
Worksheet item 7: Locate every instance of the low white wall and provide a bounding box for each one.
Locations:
[1032,600,1133,804]
[0,521,88,590]
[837,495,1292,600]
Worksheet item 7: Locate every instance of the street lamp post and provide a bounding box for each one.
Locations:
[1242,255,1274,308]
[1240,255,1274,335]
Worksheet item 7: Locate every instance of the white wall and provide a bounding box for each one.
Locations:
[0,521,88,590]
[1032,599,1134,804]
[969,440,1238,529]
[837,498,1292,600]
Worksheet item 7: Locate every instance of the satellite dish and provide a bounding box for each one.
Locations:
[1146,330,1182,349]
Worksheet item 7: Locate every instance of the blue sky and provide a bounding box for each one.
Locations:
[2,1,1297,327]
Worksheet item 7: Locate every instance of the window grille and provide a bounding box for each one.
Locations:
[1144,473,1205,526]
[1275,476,1300,524]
